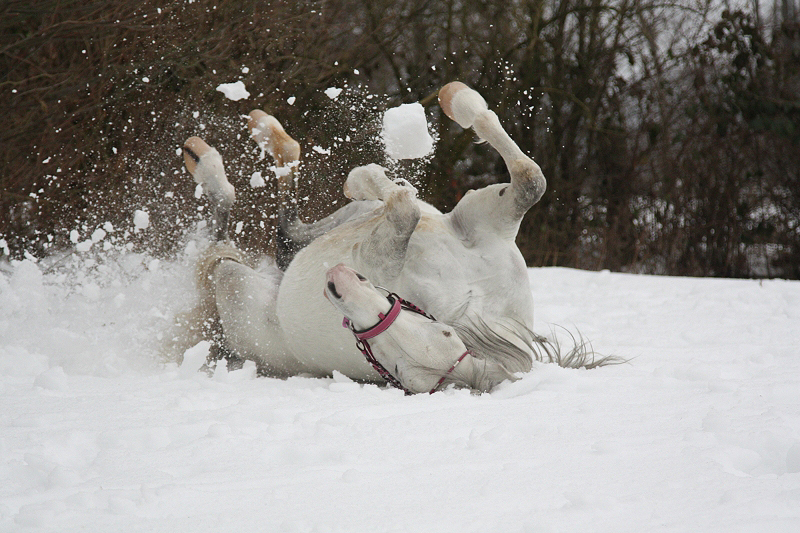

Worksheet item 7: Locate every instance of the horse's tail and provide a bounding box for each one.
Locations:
[161,243,249,365]
[454,319,623,377]
[528,326,624,370]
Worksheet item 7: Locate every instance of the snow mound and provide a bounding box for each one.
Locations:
[2,248,800,532]
[382,102,434,160]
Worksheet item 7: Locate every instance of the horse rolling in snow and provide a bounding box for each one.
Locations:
[174,82,610,394]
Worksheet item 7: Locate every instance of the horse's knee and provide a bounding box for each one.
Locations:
[385,188,420,236]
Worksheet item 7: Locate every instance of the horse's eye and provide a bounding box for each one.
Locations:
[355,273,367,281]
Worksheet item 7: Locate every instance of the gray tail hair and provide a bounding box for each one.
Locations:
[453,318,624,373]
[528,326,624,369]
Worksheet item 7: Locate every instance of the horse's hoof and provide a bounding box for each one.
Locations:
[183,136,214,177]
[248,110,301,166]
[438,81,488,129]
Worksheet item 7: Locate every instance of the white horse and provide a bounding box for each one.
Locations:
[172,82,609,393]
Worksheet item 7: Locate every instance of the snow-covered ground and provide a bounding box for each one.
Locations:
[1,248,798,533]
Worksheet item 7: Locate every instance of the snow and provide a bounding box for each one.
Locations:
[249,171,265,188]
[215,81,250,102]
[1,251,799,532]
[382,102,434,160]
[324,87,342,100]
[133,210,150,231]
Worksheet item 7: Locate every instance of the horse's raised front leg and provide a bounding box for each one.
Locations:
[344,163,400,201]
[356,184,421,282]
[439,82,546,241]
[183,137,237,241]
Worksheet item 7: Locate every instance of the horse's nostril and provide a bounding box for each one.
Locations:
[327,281,342,299]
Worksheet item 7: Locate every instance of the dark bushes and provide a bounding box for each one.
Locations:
[2,0,798,278]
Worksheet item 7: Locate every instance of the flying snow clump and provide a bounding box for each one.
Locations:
[324,87,343,100]
[133,210,150,231]
[382,102,434,160]
[216,81,250,101]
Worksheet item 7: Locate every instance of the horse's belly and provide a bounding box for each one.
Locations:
[276,246,381,380]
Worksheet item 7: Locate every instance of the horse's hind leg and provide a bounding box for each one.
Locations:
[247,111,303,268]
[183,137,237,241]
[212,257,303,376]
[248,111,380,269]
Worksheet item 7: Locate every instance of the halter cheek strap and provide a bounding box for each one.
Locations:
[342,293,471,395]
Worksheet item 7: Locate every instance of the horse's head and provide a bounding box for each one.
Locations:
[324,264,477,394]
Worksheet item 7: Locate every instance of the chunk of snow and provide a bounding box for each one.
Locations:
[34,367,69,392]
[216,81,250,101]
[324,87,342,100]
[69,230,80,244]
[133,210,150,231]
[91,228,107,243]
[250,171,265,188]
[287,96,296,105]
[382,102,434,159]
[180,341,210,377]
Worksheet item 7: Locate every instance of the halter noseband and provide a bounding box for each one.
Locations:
[342,292,471,395]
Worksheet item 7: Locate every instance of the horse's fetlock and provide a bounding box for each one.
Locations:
[510,158,546,207]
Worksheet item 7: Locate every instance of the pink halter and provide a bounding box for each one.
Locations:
[342,293,471,394]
